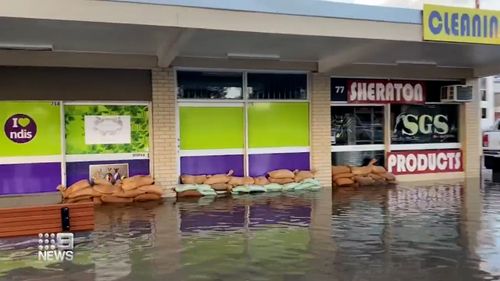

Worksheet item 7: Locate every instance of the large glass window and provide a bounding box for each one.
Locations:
[331,106,384,146]
[247,73,307,100]
[391,104,459,144]
[332,151,385,167]
[177,71,243,99]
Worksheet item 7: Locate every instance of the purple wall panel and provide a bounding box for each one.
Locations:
[66,159,150,186]
[0,162,61,195]
[249,152,310,177]
[180,155,244,176]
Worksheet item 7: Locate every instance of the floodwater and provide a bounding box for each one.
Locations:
[1,178,500,281]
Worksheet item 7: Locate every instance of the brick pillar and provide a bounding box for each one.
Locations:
[152,68,178,196]
[462,78,482,178]
[310,73,332,187]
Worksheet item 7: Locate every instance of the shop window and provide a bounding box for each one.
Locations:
[391,104,459,144]
[482,108,487,119]
[332,151,385,167]
[481,89,487,101]
[331,106,384,146]
[177,71,243,99]
[247,73,307,100]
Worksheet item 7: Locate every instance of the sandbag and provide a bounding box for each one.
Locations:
[93,197,102,205]
[65,195,93,203]
[204,172,232,185]
[177,190,203,197]
[332,173,354,181]
[57,185,69,199]
[232,186,250,194]
[66,180,91,195]
[254,176,270,185]
[268,169,295,179]
[180,175,196,184]
[210,183,232,192]
[67,187,94,199]
[335,177,354,187]
[354,176,375,186]
[198,188,217,196]
[175,184,199,193]
[93,184,117,195]
[194,175,207,184]
[264,183,282,192]
[302,183,322,191]
[368,173,385,181]
[114,188,146,198]
[243,177,255,185]
[294,170,314,182]
[134,193,162,202]
[228,177,244,186]
[283,182,300,191]
[331,166,350,175]
[122,175,154,191]
[371,165,387,174]
[138,185,164,196]
[93,178,112,185]
[248,185,266,193]
[302,178,321,186]
[382,173,396,181]
[351,166,371,176]
[268,177,295,184]
[101,195,133,203]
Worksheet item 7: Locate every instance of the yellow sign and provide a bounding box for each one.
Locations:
[423,4,500,45]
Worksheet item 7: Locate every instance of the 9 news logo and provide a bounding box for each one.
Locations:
[37,232,74,262]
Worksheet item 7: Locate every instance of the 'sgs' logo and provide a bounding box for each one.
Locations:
[393,113,449,136]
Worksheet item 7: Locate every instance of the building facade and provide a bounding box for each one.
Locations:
[0,0,498,195]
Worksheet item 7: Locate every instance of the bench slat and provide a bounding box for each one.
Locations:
[1,216,95,228]
[0,202,94,215]
[0,210,93,223]
[0,218,95,232]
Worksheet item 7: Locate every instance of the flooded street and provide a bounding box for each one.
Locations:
[1,178,500,281]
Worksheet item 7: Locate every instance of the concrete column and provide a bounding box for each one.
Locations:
[151,68,178,196]
[310,73,332,187]
[462,79,482,178]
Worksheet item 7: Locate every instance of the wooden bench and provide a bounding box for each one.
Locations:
[0,202,94,238]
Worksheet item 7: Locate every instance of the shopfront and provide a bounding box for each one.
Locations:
[176,70,311,177]
[331,78,465,180]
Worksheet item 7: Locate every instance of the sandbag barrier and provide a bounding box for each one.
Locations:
[176,169,321,197]
[332,159,397,188]
[57,175,164,204]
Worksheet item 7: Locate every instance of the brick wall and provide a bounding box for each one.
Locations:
[151,68,178,196]
[310,73,332,187]
[462,79,482,178]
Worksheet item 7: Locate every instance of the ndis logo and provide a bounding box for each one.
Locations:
[37,233,74,262]
[4,114,37,143]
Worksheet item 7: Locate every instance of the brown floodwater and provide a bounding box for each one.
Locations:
[0,177,500,281]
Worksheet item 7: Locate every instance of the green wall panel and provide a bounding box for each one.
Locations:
[65,105,149,155]
[0,101,61,157]
[180,106,244,150]
[248,102,309,148]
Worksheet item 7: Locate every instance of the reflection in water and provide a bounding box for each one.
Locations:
[1,180,500,280]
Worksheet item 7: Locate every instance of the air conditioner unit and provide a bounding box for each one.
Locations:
[440,85,473,102]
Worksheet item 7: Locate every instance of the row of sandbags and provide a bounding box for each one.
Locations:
[57,175,164,204]
[332,160,397,187]
[180,169,315,187]
[175,178,322,197]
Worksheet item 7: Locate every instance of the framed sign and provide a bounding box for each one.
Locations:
[391,104,459,144]
[387,149,463,175]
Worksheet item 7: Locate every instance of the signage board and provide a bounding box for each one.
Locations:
[387,149,463,175]
[424,4,500,45]
[391,104,459,144]
[331,78,426,104]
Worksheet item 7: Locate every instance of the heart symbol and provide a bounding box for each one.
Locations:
[18,118,30,128]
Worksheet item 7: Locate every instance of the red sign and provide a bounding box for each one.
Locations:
[386,149,463,175]
[348,79,426,104]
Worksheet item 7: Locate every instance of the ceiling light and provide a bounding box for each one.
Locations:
[227,53,280,60]
[0,43,53,51]
[395,60,437,66]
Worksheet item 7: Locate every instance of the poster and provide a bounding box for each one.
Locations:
[391,104,459,144]
[0,101,61,157]
[89,163,129,184]
[65,105,149,154]
[84,115,131,145]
